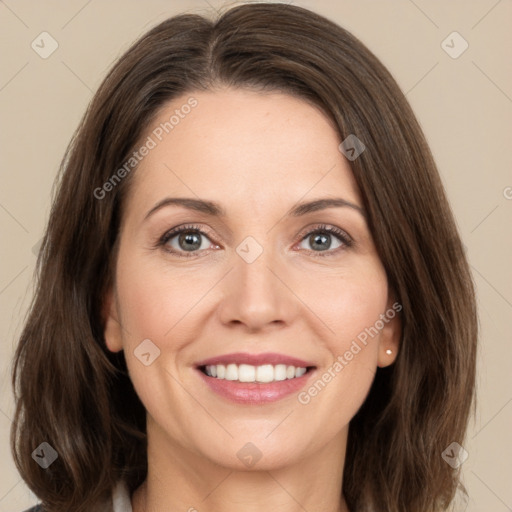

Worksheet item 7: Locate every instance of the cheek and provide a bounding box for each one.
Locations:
[303,262,389,350]
[113,249,222,405]
[115,251,207,342]
[300,263,388,404]
[334,281,387,345]
[113,253,207,425]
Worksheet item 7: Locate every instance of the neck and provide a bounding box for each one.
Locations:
[131,416,351,512]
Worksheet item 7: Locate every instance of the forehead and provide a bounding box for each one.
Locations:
[124,87,362,218]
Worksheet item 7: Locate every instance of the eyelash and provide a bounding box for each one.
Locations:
[156,223,353,259]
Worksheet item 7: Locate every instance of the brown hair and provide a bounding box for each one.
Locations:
[11,2,477,511]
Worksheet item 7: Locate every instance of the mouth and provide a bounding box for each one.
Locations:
[197,363,316,383]
[194,352,317,404]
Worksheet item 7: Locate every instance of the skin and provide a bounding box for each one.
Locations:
[103,87,401,512]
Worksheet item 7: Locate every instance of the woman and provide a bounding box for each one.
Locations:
[11,2,477,511]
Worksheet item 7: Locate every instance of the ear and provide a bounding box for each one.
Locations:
[377,297,402,368]
[102,286,124,353]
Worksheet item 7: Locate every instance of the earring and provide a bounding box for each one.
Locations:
[385,349,393,355]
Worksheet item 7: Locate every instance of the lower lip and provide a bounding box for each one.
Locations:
[196,368,316,404]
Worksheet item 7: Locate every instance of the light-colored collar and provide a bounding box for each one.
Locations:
[112,480,133,512]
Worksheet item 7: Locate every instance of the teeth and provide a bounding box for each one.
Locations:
[239,364,255,382]
[295,367,307,378]
[225,363,238,380]
[203,363,308,382]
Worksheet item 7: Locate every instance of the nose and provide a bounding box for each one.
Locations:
[216,239,300,332]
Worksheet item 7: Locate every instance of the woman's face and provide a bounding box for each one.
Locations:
[104,87,400,470]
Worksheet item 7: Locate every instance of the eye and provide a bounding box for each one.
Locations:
[156,223,353,258]
[296,224,352,257]
[158,224,218,257]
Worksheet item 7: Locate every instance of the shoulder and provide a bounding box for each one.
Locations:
[21,500,113,512]
[20,481,125,512]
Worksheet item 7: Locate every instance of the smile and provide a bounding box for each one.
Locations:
[194,352,317,404]
[201,363,309,382]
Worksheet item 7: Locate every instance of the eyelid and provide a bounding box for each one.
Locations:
[295,223,352,244]
[156,222,353,257]
[156,223,217,257]
[293,223,353,257]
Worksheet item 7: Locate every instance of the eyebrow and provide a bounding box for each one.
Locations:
[144,197,366,221]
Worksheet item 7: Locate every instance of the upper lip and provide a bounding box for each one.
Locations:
[195,352,316,368]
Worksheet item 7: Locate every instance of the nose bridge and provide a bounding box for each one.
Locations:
[217,232,296,329]
[235,233,281,299]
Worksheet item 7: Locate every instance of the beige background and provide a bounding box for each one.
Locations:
[1,0,511,510]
